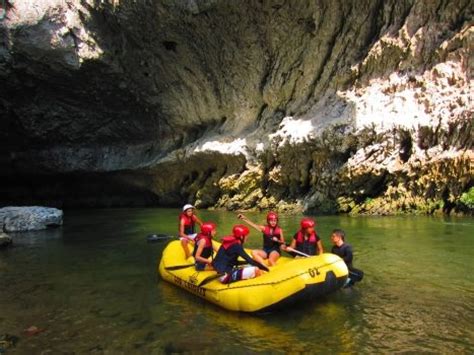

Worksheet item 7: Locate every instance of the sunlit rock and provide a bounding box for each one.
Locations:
[0,207,63,232]
[0,0,471,215]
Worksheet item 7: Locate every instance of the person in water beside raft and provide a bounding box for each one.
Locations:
[282,218,323,256]
[193,222,219,271]
[237,212,285,266]
[179,204,203,259]
[212,224,270,284]
[330,229,364,287]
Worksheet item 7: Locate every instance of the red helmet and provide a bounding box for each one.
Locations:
[232,224,250,238]
[266,211,278,223]
[300,218,316,229]
[201,222,216,235]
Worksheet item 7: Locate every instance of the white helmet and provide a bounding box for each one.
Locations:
[182,204,195,212]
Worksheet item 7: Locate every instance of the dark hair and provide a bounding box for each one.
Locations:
[331,229,345,241]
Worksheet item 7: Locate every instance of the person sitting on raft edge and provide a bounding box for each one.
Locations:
[193,222,219,271]
[179,204,203,259]
[330,229,364,287]
[212,224,269,284]
[237,211,285,266]
[282,217,323,256]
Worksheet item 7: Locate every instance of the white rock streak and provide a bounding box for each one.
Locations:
[194,138,248,156]
[269,116,315,145]
[340,61,472,131]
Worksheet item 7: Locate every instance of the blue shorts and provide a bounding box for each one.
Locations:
[195,262,206,271]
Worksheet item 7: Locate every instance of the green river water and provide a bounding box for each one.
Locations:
[1,208,473,354]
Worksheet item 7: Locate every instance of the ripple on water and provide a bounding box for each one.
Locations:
[1,210,473,353]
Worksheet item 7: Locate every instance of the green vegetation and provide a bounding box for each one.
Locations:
[460,187,474,209]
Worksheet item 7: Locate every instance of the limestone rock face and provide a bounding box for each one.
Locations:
[0,207,63,232]
[0,0,472,214]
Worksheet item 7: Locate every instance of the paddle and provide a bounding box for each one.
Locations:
[269,237,312,258]
[146,234,175,243]
[285,246,311,258]
[147,233,199,243]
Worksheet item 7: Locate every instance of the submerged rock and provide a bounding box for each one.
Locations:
[0,333,19,351]
[0,207,63,232]
[0,232,12,248]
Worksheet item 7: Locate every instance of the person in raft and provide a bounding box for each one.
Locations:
[212,224,269,284]
[283,218,323,256]
[193,222,219,271]
[179,204,203,259]
[237,211,285,266]
[330,229,364,287]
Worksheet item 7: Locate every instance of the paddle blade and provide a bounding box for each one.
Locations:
[147,234,174,243]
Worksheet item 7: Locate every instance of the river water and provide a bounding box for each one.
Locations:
[1,208,473,353]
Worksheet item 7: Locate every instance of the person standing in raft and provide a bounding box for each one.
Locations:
[212,225,269,284]
[237,212,285,266]
[179,204,203,259]
[283,218,323,256]
[330,229,364,287]
[193,222,219,271]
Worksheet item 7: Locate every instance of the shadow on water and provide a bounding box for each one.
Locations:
[1,209,473,353]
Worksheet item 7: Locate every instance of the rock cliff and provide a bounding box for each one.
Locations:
[0,0,472,214]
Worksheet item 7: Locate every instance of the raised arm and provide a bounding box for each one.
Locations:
[237,214,265,233]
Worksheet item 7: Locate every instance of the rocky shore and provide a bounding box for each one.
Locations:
[0,1,472,215]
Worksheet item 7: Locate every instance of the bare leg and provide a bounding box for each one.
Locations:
[268,251,280,266]
[251,249,268,266]
[181,238,191,259]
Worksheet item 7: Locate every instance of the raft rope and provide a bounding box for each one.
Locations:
[211,259,343,291]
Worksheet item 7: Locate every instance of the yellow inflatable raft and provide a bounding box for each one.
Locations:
[158,240,348,312]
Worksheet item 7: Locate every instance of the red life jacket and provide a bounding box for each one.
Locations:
[179,212,196,235]
[263,226,282,248]
[194,233,213,248]
[294,230,319,255]
[193,232,213,260]
[295,230,318,244]
[221,235,242,250]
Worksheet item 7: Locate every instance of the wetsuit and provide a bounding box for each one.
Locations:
[332,243,363,286]
[331,243,353,269]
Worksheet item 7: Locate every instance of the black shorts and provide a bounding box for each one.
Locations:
[263,246,281,256]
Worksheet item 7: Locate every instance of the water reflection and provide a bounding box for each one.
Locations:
[0,209,472,353]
